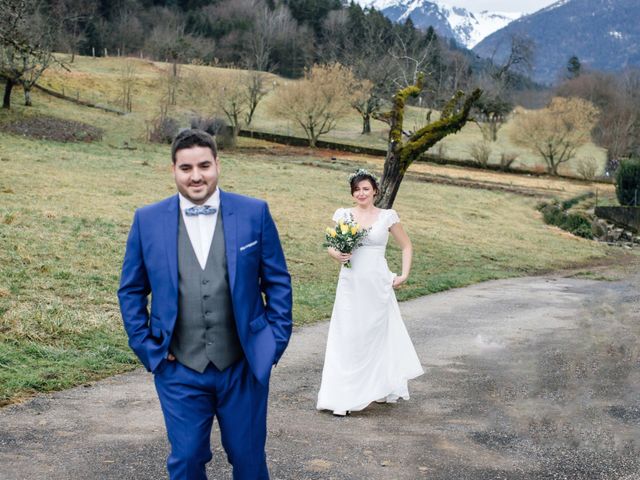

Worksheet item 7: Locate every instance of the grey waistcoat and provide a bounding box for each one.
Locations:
[170,211,243,372]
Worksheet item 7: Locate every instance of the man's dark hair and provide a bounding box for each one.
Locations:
[171,129,218,164]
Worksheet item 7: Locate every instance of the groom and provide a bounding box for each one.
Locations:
[118,129,292,479]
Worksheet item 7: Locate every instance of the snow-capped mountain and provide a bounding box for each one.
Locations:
[473,0,640,83]
[353,0,521,48]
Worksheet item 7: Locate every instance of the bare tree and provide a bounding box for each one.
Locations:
[113,8,144,57]
[490,33,535,84]
[244,70,270,126]
[374,75,482,208]
[0,0,56,108]
[158,62,181,107]
[50,0,98,62]
[215,72,249,141]
[510,97,599,176]
[245,1,296,71]
[270,63,359,147]
[389,30,440,90]
[319,9,397,135]
[557,69,640,170]
[117,59,137,112]
[185,66,272,141]
[468,34,532,144]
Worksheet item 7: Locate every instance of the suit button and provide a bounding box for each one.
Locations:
[203,295,210,299]
[202,279,208,285]
[207,342,213,345]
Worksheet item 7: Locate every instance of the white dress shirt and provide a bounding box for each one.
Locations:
[179,189,220,269]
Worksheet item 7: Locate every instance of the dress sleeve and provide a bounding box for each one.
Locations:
[385,209,400,229]
[332,208,345,223]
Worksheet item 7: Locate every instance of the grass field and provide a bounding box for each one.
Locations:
[0,55,625,405]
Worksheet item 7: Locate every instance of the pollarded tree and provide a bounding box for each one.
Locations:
[374,74,482,208]
[510,97,599,176]
[270,62,360,147]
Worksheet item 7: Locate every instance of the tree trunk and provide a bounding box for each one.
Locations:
[3,80,14,109]
[24,87,32,106]
[362,115,371,134]
[375,150,404,209]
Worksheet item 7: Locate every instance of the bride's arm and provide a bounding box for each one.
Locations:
[390,222,412,287]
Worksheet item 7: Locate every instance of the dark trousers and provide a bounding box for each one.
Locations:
[154,358,269,480]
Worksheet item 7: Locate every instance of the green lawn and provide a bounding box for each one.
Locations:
[0,56,618,405]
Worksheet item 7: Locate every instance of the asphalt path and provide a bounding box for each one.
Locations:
[2,269,639,480]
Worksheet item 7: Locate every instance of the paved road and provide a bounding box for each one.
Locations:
[2,270,639,480]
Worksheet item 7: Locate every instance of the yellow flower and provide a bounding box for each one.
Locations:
[340,224,349,234]
[330,230,337,237]
[325,227,333,235]
[350,226,358,235]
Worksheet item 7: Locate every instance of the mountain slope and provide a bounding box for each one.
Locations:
[354,0,520,48]
[473,0,640,84]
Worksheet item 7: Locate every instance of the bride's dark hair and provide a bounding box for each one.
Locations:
[349,168,379,195]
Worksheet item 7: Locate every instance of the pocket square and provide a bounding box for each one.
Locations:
[239,240,258,252]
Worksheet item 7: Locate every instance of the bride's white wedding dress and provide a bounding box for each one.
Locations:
[317,208,424,413]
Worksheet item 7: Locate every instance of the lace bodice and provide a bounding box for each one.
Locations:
[332,208,400,247]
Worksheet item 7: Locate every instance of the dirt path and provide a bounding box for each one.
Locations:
[1,268,639,480]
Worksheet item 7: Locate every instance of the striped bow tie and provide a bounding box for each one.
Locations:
[185,205,217,216]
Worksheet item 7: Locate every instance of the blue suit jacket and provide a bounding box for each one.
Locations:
[117,190,293,385]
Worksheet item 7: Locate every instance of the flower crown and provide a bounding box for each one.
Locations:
[348,168,379,184]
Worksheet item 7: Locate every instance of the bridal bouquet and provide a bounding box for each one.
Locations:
[324,214,369,268]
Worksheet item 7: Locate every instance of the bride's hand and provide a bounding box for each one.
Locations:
[337,252,352,264]
[392,274,407,288]
[328,248,351,264]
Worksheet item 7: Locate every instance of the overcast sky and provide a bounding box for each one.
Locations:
[439,0,558,14]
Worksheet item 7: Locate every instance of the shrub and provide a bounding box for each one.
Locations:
[576,157,599,181]
[147,115,179,144]
[615,158,640,206]
[538,196,595,239]
[469,141,491,168]
[563,212,594,239]
[561,192,594,210]
[499,152,518,171]
[190,117,234,149]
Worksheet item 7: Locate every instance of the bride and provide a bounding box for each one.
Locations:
[317,168,424,416]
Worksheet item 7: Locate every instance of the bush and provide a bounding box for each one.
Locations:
[563,212,594,239]
[147,115,179,144]
[561,192,594,210]
[469,141,491,168]
[615,158,640,206]
[538,196,595,239]
[576,157,599,181]
[499,152,518,171]
[190,117,234,149]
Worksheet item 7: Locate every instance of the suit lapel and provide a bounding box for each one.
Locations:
[164,194,179,292]
[220,189,238,293]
